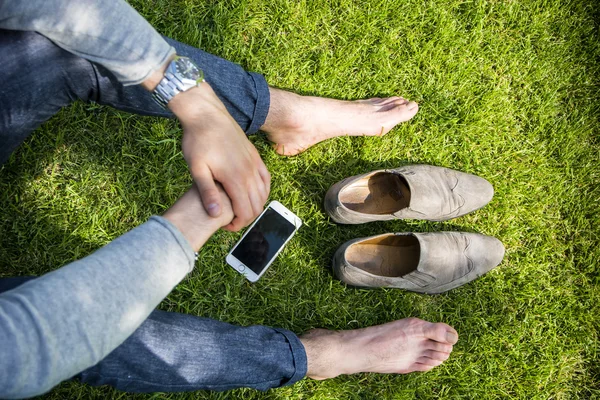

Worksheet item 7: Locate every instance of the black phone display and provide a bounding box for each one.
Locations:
[231,208,296,274]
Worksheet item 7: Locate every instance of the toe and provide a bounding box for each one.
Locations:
[412,363,435,372]
[378,96,403,105]
[393,98,409,106]
[406,101,418,110]
[393,101,419,121]
[422,349,451,362]
[423,322,458,344]
[425,341,453,353]
[417,356,446,367]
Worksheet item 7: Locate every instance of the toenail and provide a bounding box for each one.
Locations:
[446,331,458,344]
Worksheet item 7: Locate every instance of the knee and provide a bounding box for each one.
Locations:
[0,29,98,103]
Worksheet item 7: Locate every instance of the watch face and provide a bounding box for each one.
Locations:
[174,57,204,84]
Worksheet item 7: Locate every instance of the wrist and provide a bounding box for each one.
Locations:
[163,213,220,252]
[140,56,224,123]
[145,55,213,115]
[167,82,224,123]
[162,189,224,252]
[141,55,176,92]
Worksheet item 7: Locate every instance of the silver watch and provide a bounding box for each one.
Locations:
[152,56,205,108]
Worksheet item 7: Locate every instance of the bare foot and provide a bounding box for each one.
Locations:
[299,318,457,379]
[262,88,419,156]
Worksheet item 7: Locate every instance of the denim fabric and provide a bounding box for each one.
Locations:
[0,30,306,397]
[0,277,307,394]
[0,30,270,165]
[0,0,175,85]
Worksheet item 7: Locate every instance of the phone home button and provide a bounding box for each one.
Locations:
[237,265,246,272]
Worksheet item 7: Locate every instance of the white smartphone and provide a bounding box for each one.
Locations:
[226,201,302,282]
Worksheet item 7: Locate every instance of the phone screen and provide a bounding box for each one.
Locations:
[232,208,296,274]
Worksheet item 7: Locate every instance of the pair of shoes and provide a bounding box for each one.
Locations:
[324,165,504,294]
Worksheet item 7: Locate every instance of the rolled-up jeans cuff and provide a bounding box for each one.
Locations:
[246,72,270,135]
[273,327,308,386]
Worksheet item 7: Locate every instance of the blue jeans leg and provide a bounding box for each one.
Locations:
[0,276,307,392]
[0,29,270,165]
[78,311,307,392]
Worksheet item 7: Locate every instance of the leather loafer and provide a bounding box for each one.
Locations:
[324,164,494,223]
[332,231,504,294]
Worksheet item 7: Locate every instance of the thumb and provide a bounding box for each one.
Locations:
[192,166,222,218]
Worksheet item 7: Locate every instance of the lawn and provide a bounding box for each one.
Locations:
[0,0,598,398]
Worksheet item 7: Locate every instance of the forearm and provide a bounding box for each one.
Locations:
[0,0,174,85]
[0,190,224,398]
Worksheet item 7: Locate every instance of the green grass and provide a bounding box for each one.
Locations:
[1,0,599,398]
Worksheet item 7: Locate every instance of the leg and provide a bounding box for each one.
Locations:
[0,276,306,392]
[0,30,101,165]
[0,276,456,392]
[0,277,37,293]
[0,30,270,165]
[92,36,270,135]
[0,29,415,164]
[78,311,306,392]
[81,314,457,392]
[99,41,420,156]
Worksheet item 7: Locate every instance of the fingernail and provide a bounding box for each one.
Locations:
[207,203,220,217]
[446,331,458,344]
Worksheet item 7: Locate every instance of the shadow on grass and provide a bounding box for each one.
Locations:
[0,103,184,277]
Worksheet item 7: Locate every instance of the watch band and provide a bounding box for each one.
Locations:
[152,72,184,108]
[152,56,205,108]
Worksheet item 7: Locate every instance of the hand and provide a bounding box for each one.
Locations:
[163,182,234,251]
[169,83,271,232]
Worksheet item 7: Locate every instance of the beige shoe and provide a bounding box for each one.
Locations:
[333,232,505,294]
[324,165,494,223]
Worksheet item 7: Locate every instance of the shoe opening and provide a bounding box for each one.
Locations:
[346,234,420,277]
[340,172,410,215]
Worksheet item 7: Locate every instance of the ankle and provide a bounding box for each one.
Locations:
[261,88,307,133]
[301,329,348,380]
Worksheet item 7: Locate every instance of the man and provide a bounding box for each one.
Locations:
[0,0,457,398]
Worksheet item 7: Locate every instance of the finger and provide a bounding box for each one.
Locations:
[191,165,222,217]
[257,168,270,204]
[257,160,271,194]
[253,167,269,208]
[252,153,270,202]
[223,183,254,232]
[248,181,264,219]
[227,205,252,231]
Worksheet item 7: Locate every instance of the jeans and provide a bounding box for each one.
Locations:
[0,30,307,393]
[0,29,270,164]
